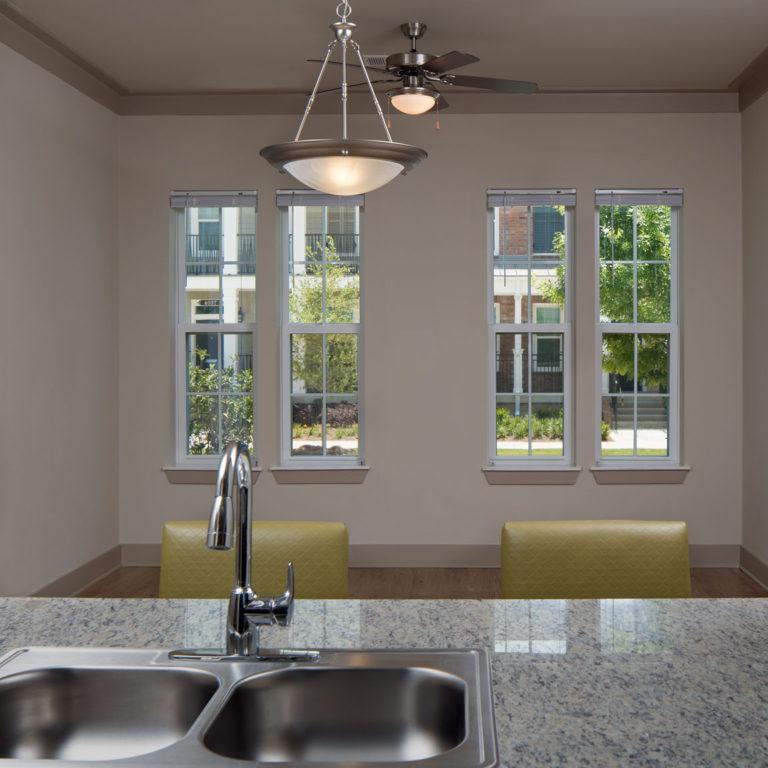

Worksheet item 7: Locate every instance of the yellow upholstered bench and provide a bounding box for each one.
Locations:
[501,520,690,599]
[159,521,348,599]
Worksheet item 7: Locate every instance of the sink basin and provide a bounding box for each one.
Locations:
[0,647,496,768]
[204,666,467,762]
[0,659,218,761]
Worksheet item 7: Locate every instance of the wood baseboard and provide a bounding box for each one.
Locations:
[739,547,768,590]
[349,545,498,567]
[689,544,740,567]
[32,542,748,596]
[120,543,161,566]
[120,542,743,569]
[32,546,122,597]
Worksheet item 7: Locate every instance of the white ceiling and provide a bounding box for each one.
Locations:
[7,0,768,95]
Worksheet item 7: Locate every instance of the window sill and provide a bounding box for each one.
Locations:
[270,466,370,484]
[590,466,690,484]
[162,465,262,485]
[482,466,581,485]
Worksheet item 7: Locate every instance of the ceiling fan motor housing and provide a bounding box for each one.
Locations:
[386,51,436,72]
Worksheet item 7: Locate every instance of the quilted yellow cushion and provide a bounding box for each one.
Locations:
[501,520,691,599]
[159,521,348,599]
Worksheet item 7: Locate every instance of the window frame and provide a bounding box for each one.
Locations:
[593,189,681,467]
[277,191,365,469]
[170,191,258,469]
[486,190,575,468]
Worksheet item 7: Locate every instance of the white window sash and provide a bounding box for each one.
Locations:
[487,202,574,467]
[278,204,364,467]
[172,200,257,466]
[594,201,680,465]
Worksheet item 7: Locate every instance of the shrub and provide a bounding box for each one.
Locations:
[496,408,564,440]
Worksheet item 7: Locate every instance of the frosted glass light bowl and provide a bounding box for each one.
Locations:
[261,139,427,196]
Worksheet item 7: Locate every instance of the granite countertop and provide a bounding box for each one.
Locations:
[1,597,767,767]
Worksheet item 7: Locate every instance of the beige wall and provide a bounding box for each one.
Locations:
[117,111,742,556]
[0,44,119,594]
[742,91,768,563]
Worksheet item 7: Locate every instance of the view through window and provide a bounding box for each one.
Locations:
[488,190,574,462]
[279,191,362,463]
[171,192,257,461]
[596,189,681,461]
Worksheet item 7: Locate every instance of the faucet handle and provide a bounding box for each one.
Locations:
[270,562,295,626]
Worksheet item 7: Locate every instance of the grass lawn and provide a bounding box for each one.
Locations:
[601,448,668,456]
[498,448,667,457]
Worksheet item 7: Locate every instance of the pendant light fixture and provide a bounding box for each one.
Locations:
[260,1,427,196]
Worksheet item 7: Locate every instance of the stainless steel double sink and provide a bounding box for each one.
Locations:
[0,647,497,767]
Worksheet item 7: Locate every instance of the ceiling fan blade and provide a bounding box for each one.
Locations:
[306,59,390,74]
[444,74,538,94]
[313,79,396,96]
[435,93,450,111]
[424,51,479,74]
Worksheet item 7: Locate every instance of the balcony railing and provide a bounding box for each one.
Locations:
[235,353,252,371]
[185,234,256,275]
[492,253,560,287]
[496,352,564,394]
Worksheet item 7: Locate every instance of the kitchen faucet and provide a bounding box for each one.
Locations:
[170,441,317,661]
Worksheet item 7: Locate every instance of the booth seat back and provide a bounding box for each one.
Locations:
[159,520,348,599]
[501,520,691,599]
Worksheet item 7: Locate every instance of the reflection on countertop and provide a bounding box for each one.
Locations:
[1,597,767,767]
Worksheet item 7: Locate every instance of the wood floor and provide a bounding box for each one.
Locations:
[75,566,768,599]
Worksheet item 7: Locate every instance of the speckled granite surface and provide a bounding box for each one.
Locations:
[1,597,767,766]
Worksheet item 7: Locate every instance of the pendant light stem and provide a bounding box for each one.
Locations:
[341,39,348,139]
[295,41,337,141]
[352,40,393,142]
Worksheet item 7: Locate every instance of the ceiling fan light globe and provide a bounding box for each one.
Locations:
[390,91,437,115]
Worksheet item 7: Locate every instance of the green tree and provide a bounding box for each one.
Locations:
[289,238,359,395]
[187,348,253,454]
[539,205,671,388]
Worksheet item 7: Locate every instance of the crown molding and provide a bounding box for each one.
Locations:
[117,89,738,115]
[0,0,123,111]
[0,0,753,117]
[729,43,768,110]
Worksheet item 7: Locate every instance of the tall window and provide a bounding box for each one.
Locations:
[596,189,681,462]
[278,191,363,465]
[171,191,257,463]
[488,190,574,464]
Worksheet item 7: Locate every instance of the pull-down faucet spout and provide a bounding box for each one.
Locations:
[204,441,313,659]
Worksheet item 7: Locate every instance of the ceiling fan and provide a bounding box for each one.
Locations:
[310,22,538,115]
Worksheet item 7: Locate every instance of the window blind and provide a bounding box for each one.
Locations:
[169,191,258,208]
[486,189,576,207]
[276,190,365,207]
[595,189,683,207]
